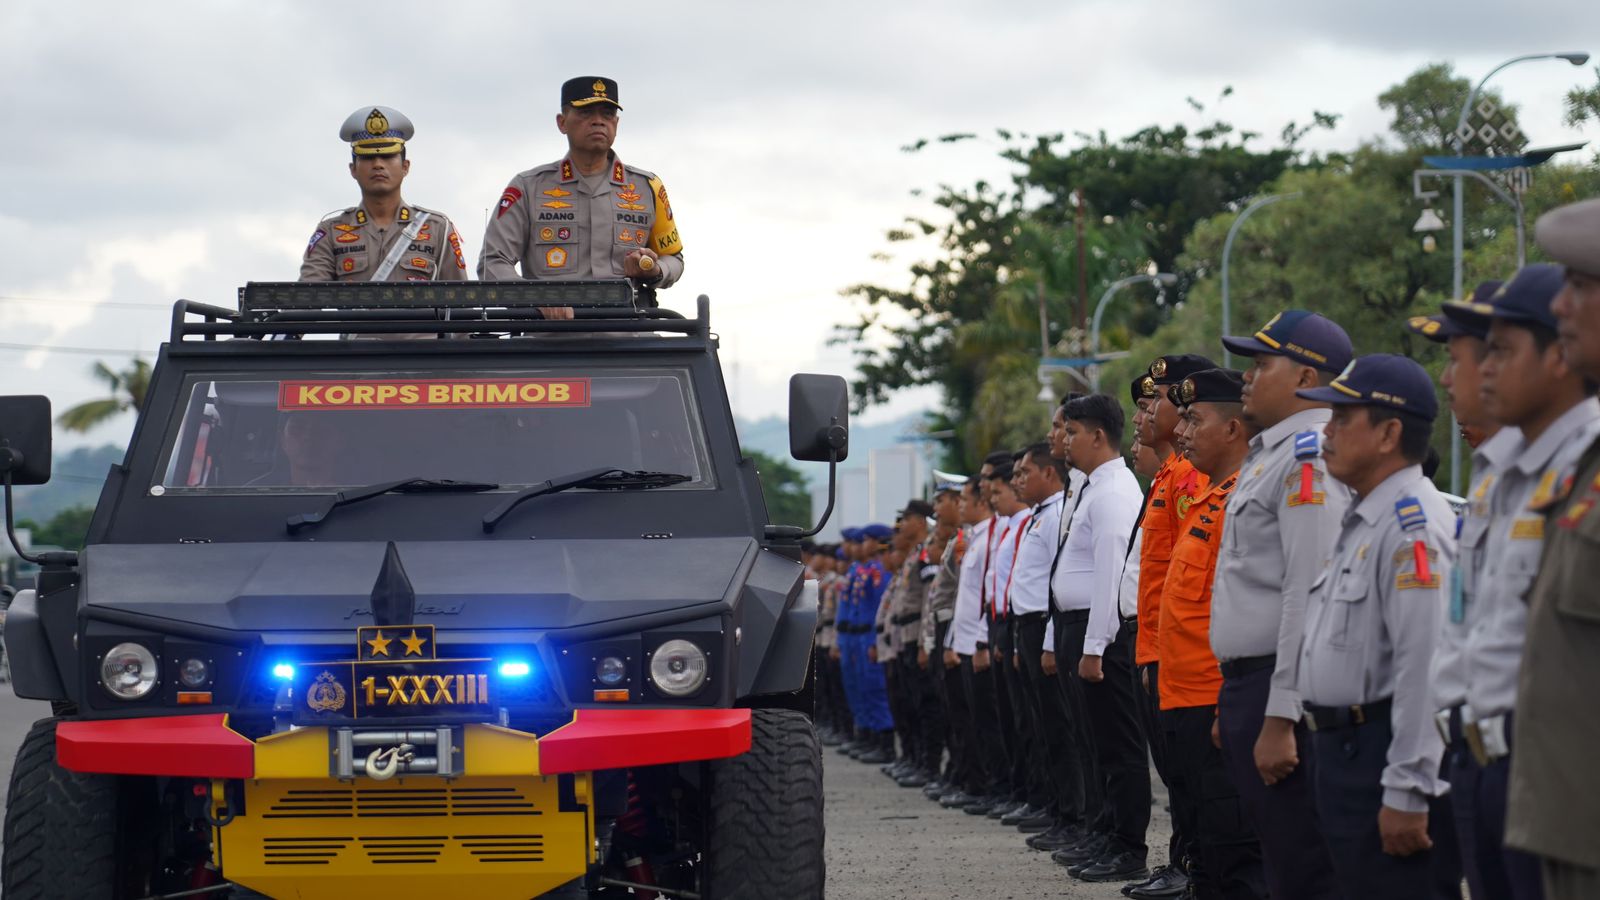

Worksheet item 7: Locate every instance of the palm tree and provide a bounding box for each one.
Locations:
[57,359,150,433]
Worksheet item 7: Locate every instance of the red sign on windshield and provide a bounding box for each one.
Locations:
[278,379,591,410]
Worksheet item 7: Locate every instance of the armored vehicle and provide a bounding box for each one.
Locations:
[0,281,843,899]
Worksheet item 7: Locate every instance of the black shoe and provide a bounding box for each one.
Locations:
[1001,803,1044,827]
[819,730,844,747]
[896,771,930,788]
[1126,865,1188,899]
[988,799,1024,820]
[962,794,1001,815]
[1025,823,1083,851]
[1074,851,1150,883]
[856,746,892,764]
[937,790,975,808]
[835,739,863,755]
[922,780,947,799]
[1014,810,1055,833]
[1052,833,1112,866]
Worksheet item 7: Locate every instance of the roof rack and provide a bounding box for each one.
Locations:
[169,282,709,342]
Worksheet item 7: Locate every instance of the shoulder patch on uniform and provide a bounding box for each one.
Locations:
[305,229,326,258]
[1394,497,1427,533]
[1294,430,1320,460]
[497,186,522,218]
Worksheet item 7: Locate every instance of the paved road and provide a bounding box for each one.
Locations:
[824,746,1175,899]
[0,688,1172,897]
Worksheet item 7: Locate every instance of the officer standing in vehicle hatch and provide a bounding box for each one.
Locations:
[479,77,684,291]
[300,106,468,283]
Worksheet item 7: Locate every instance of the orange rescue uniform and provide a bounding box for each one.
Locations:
[1135,455,1208,666]
[1157,471,1237,710]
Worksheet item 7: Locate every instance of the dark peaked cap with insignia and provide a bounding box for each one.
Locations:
[340,106,413,156]
[1405,280,1503,344]
[563,76,622,110]
[1442,264,1564,332]
[1148,354,1218,386]
[1131,374,1157,405]
[1175,368,1245,407]
[1222,309,1353,373]
[1296,353,1440,421]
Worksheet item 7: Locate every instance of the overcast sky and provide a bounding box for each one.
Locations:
[3,0,1597,453]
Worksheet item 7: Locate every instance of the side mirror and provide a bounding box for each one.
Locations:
[0,396,52,486]
[788,374,849,463]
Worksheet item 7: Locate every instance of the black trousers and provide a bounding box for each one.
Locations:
[964,651,1009,796]
[822,648,849,735]
[1050,609,1103,831]
[1217,665,1339,899]
[1065,614,1151,857]
[1162,704,1266,900]
[1309,717,1454,900]
[1137,660,1186,864]
[1446,712,1542,900]
[992,617,1037,805]
[888,646,915,759]
[1015,612,1076,819]
[913,645,947,772]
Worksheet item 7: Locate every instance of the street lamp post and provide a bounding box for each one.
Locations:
[1221,192,1303,368]
[1438,52,1589,496]
[1089,273,1177,390]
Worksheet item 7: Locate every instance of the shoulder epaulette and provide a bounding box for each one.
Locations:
[1394,496,1428,533]
[1294,431,1320,460]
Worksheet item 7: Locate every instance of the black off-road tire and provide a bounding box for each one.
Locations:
[703,708,825,899]
[2,717,139,899]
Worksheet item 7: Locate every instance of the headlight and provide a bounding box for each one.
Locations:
[595,655,627,687]
[648,640,707,697]
[179,658,211,689]
[101,642,159,700]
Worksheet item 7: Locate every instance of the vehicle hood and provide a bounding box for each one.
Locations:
[79,539,757,634]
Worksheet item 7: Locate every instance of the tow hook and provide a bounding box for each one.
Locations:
[364,743,415,781]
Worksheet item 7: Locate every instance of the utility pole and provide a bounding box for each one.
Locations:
[1075,187,1087,332]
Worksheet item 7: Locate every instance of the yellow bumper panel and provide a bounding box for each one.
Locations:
[218,725,592,900]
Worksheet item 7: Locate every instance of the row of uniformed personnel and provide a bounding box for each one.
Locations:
[296,77,683,296]
[803,193,1600,900]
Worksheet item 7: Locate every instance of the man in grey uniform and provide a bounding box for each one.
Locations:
[301,106,468,283]
[1406,280,1513,900]
[1508,197,1600,900]
[479,77,684,291]
[1211,310,1351,899]
[1295,354,1456,900]
[1442,263,1600,900]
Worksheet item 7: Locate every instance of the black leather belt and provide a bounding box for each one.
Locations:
[1052,608,1091,624]
[891,612,923,626]
[1304,697,1392,732]
[1219,654,1276,679]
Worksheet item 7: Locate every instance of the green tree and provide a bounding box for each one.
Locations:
[57,359,150,433]
[1377,62,1516,154]
[16,505,94,550]
[1563,66,1600,128]
[745,449,811,527]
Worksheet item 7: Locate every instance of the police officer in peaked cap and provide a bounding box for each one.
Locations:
[480,77,685,296]
[300,106,468,284]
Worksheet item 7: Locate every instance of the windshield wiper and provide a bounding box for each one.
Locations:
[481,468,693,533]
[287,477,499,534]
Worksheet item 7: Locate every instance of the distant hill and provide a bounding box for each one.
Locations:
[735,412,928,485]
[12,444,124,522]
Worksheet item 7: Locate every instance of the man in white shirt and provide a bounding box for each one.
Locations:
[1048,394,1152,882]
[1006,442,1077,843]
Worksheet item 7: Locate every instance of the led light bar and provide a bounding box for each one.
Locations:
[238,280,636,316]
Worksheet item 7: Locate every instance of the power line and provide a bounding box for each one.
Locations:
[0,294,175,311]
[0,342,148,357]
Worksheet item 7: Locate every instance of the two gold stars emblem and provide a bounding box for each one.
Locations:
[365,629,428,658]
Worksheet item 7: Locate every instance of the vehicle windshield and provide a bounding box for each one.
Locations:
[154,368,711,493]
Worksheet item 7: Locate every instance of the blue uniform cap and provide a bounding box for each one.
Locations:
[860,523,894,542]
[1222,310,1353,374]
[840,527,863,542]
[1441,264,1564,333]
[1295,353,1440,421]
[1406,281,1503,344]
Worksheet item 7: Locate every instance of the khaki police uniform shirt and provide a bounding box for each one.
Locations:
[300,203,467,282]
[1211,408,1350,720]
[479,154,684,287]
[1433,427,1519,713]
[1299,464,1453,812]
[816,570,839,650]
[1507,433,1600,869]
[1466,398,1600,721]
[922,536,961,654]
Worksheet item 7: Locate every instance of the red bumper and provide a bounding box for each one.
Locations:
[538,708,752,773]
[55,709,752,777]
[56,714,256,778]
